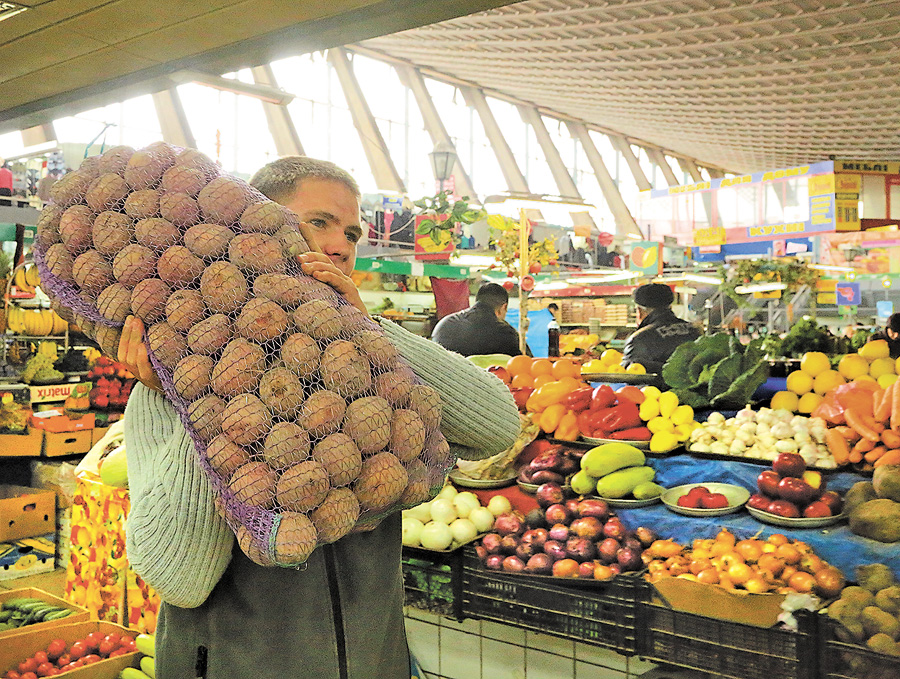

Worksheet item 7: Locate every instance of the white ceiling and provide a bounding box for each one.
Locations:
[359,0,900,173]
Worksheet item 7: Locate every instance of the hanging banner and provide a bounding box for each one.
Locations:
[835,282,861,306]
[835,173,861,232]
[628,241,663,276]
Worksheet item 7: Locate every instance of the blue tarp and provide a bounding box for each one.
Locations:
[505,307,552,357]
[613,454,900,579]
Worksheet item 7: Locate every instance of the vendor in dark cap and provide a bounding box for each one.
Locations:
[622,283,700,375]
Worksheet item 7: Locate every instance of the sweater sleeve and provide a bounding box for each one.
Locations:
[378,318,521,460]
[124,384,234,608]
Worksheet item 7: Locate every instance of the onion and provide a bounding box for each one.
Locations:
[487,495,512,516]
[436,484,458,501]
[452,492,481,518]
[449,518,478,544]
[402,517,424,547]
[429,498,458,524]
[419,521,453,550]
[468,506,495,533]
[405,502,432,524]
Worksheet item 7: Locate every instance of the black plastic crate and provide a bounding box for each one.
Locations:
[637,602,817,679]
[402,544,464,620]
[818,615,900,679]
[461,546,645,654]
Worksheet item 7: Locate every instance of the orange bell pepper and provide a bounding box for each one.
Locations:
[554,409,579,441]
[530,380,573,411]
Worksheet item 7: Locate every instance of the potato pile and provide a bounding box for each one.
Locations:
[828,563,900,663]
[34,143,452,567]
[846,465,900,543]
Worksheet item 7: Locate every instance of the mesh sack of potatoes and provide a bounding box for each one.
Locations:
[33,142,453,567]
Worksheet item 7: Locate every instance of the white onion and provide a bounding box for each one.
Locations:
[449,518,478,544]
[487,495,512,517]
[430,498,458,524]
[402,517,424,547]
[406,502,433,524]
[468,506,495,533]
[452,492,481,518]
[419,521,454,551]
[436,484,458,501]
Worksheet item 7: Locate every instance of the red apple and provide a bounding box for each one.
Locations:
[777,476,816,505]
[757,470,782,498]
[772,452,806,478]
[747,493,773,511]
[767,499,801,518]
[700,493,729,509]
[802,501,833,518]
[677,494,701,508]
[818,490,843,515]
[801,470,826,499]
[488,365,511,385]
[686,486,711,498]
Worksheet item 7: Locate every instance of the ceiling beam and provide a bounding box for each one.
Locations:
[250,64,304,157]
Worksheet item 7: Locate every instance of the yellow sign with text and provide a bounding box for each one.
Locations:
[693,226,726,247]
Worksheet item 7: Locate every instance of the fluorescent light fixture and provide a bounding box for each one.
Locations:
[483,193,597,217]
[533,281,570,291]
[573,271,643,284]
[626,234,643,240]
[812,264,856,273]
[684,273,724,285]
[451,254,498,268]
[734,283,787,294]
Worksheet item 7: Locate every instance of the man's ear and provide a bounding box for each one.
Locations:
[496,303,508,320]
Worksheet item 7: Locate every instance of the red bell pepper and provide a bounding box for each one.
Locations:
[608,426,652,441]
[578,407,614,438]
[560,386,593,412]
[598,401,641,433]
[590,384,616,411]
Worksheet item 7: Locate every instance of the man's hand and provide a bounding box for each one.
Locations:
[297,251,367,314]
[117,316,164,393]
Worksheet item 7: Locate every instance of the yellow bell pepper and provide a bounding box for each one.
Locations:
[639,399,660,421]
[539,403,567,434]
[671,405,694,426]
[658,391,680,418]
[531,380,573,410]
[554,409,579,441]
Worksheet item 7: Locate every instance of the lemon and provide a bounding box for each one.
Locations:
[878,373,899,389]
[770,391,800,412]
[650,431,679,452]
[626,362,646,374]
[859,339,890,361]
[786,370,814,395]
[671,404,694,426]
[813,369,845,395]
[800,352,831,377]
[647,416,675,434]
[854,374,877,384]
[838,353,869,380]
[641,386,662,400]
[869,357,896,379]
[639,399,660,421]
[797,392,823,414]
[600,349,622,365]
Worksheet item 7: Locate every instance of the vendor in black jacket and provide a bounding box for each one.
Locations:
[431,282,525,356]
[623,283,700,375]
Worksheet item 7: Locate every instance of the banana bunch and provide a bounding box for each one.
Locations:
[83,347,103,364]
[0,597,74,632]
[12,264,41,293]
[6,306,68,336]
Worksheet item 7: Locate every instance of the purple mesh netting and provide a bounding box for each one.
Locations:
[33,143,454,567]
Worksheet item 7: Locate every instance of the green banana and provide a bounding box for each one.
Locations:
[119,668,152,679]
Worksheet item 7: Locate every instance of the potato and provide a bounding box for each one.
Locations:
[93,325,122,359]
[274,512,317,565]
[228,461,277,509]
[172,354,215,401]
[160,192,201,228]
[263,422,310,468]
[353,330,398,370]
[311,433,362,488]
[276,460,329,513]
[873,465,900,502]
[188,394,226,442]
[160,165,210,197]
[343,396,391,454]
[235,297,290,342]
[236,526,274,567]
[97,145,134,174]
[875,586,900,616]
[184,223,235,259]
[398,459,432,507]
[857,564,898,593]
[253,273,310,309]
[198,176,252,224]
[124,145,176,189]
[85,173,129,212]
[229,233,286,273]
[240,201,286,234]
[96,283,133,323]
[200,261,248,315]
[310,488,359,544]
[407,384,442,432]
[92,211,134,256]
[113,244,157,286]
[861,605,900,640]
[205,434,251,479]
[320,340,372,398]
[275,222,310,257]
[165,289,207,332]
[146,321,187,369]
[259,366,305,419]
[59,205,95,254]
[172,148,219,177]
[210,338,266,397]
[123,189,160,219]
[297,390,345,437]
[157,246,205,286]
[280,332,320,378]
[390,409,426,463]
[49,169,93,207]
[221,393,271,446]
[36,204,64,247]
[187,314,233,355]
[849,499,900,543]
[845,481,878,515]
[130,278,171,324]
[73,250,114,293]
[374,368,414,408]
[135,217,181,250]
[292,300,342,340]
[352,452,408,511]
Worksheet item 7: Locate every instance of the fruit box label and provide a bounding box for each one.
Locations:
[0,533,56,581]
[30,382,91,404]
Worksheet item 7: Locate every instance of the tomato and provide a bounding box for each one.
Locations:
[20,674,37,679]
[109,648,131,658]
[103,633,122,648]
[68,643,86,662]
[6,671,22,679]
[54,655,70,669]
[18,660,38,675]
[33,654,48,666]
[85,632,104,652]
[46,640,66,663]
[98,640,115,657]
[119,638,136,651]
[35,663,54,678]
[81,656,101,666]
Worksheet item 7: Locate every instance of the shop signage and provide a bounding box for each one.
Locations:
[877,301,894,319]
[835,282,861,306]
[693,227,726,247]
[836,161,900,175]
[628,241,662,276]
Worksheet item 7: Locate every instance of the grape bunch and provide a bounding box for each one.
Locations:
[22,353,65,384]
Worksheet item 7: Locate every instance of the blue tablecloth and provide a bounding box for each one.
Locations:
[613,454,900,580]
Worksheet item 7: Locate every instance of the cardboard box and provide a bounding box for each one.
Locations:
[0,485,55,541]
[31,410,95,433]
[91,426,110,447]
[0,429,44,457]
[28,382,92,405]
[43,430,93,457]
[0,621,140,677]
[0,532,56,581]
[650,577,787,628]
[0,587,91,640]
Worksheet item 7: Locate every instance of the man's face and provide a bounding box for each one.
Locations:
[282,179,363,277]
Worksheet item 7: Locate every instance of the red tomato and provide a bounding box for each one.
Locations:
[103,633,121,647]
[46,640,66,663]
[615,385,645,405]
[33,654,48,666]
[55,665,74,674]
[119,638,136,652]
[98,641,115,657]
[6,671,22,679]
[35,663,54,678]
[68,643,86,662]
[18,660,38,675]
[108,648,131,658]
[20,674,37,679]
[54,655,70,669]
[85,632,104,652]
[81,655,101,666]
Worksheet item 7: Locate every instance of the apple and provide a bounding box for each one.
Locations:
[777,476,816,505]
[677,494,701,508]
[700,493,729,509]
[767,499,801,518]
[757,470,782,498]
[487,365,511,384]
[747,493,773,511]
[818,490,843,515]
[772,452,806,478]
[801,470,826,499]
[802,500,833,518]
[686,486,710,497]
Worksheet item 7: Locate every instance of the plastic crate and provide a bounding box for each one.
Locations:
[637,602,817,679]
[818,615,900,679]
[402,545,464,620]
[461,546,644,654]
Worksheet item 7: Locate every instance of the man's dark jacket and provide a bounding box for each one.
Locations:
[622,308,700,375]
[431,302,522,356]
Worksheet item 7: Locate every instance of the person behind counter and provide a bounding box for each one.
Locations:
[622,283,700,375]
[431,282,526,357]
[872,313,900,358]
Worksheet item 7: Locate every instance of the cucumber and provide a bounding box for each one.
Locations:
[0,610,12,622]
[42,609,73,621]
[632,481,665,500]
[135,634,156,657]
[595,466,656,499]
[581,443,646,479]
[140,656,156,679]
[119,668,152,679]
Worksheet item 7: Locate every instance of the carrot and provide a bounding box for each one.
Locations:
[875,383,894,422]
[882,429,900,449]
[846,409,882,442]
[825,428,851,466]
[835,425,861,443]
[864,446,887,463]
[849,448,864,464]
[893,380,900,432]
[874,448,900,467]
[873,389,886,420]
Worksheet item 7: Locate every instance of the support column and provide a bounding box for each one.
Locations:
[566,122,642,239]
[518,106,595,229]
[678,158,704,183]
[707,168,725,179]
[648,148,680,187]
[611,135,652,192]
[152,88,196,149]
[396,64,477,201]
[251,65,304,157]
[461,87,529,194]
[328,48,405,193]
[21,124,56,147]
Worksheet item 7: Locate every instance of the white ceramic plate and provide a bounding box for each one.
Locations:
[581,436,650,450]
[604,496,663,508]
[516,480,572,494]
[661,483,751,517]
[448,469,517,489]
[580,373,660,385]
[746,506,846,528]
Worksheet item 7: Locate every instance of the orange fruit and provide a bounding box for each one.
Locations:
[531,359,553,377]
[532,374,554,389]
[800,352,831,377]
[813,370,845,396]
[551,360,579,380]
[767,533,789,546]
[838,353,869,380]
[506,355,534,377]
[775,544,801,565]
[510,373,535,389]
